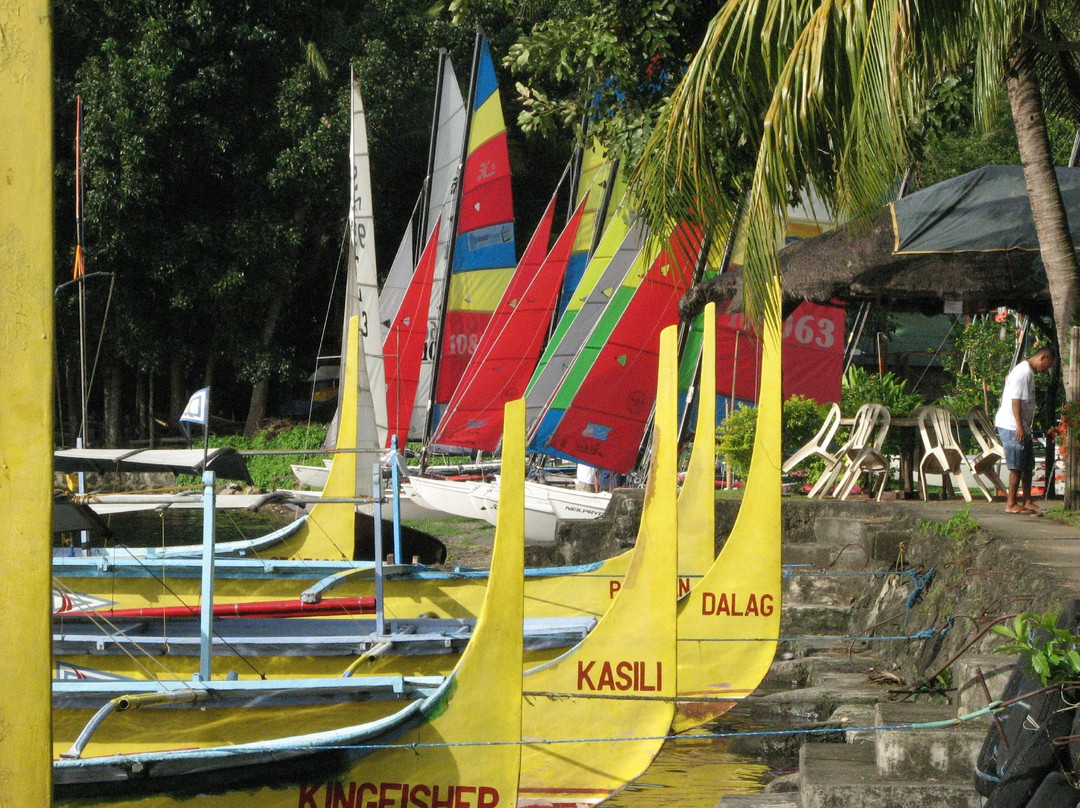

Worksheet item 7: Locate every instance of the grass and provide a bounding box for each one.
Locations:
[403,515,495,567]
[1045,504,1080,528]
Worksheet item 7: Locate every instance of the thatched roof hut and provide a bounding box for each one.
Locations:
[681,207,1053,321]
[681,166,1078,328]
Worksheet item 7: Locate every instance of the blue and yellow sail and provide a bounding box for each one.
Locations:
[434,36,516,417]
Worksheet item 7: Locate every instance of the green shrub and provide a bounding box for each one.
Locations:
[716,395,833,480]
[183,423,330,490]
[716,402,758,478]
[841,365,924,417]
[992,611,1080,687]
[937,315,1017,416]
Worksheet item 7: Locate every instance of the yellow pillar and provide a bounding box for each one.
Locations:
[0,1,54,805]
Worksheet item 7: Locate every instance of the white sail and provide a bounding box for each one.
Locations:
[326,75,384,452]
[377,204,416,341]
[411,50,466,440]
[346,76,387,449]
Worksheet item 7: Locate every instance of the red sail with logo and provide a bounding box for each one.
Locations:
[714,300,844,404]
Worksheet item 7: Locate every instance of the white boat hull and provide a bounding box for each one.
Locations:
[474,482,558,543]
[524,480,611,520]
[358,480,444,522]
[290,459,333,489]
[406,475,489,520]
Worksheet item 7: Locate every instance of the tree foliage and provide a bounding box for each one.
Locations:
[937,314,1022,418]
[631,1,1080,339]
[51,0,523,435]
[717,394,831,479]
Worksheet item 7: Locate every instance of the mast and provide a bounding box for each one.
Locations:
[590,158,618,258]
[74,95,89,444]
[417,50,449,262]
[420,28,483,468]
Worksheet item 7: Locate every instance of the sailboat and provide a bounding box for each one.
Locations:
[529,223,704,472]
[409,183,642,528]
[386,32,517,454]
[53,400,529,806]
[457,215,704,541]
[409,179,589,526]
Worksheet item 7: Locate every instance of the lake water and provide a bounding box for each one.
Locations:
[608,731,770,808]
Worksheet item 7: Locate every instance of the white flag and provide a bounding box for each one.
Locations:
[179,387,210,426]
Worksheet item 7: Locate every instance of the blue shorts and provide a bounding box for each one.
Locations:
[997,427,1035,473]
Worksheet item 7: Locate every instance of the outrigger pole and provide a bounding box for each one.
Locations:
[0,1,54,801]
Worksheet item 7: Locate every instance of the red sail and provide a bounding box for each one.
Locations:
[383,219,441,448]
[714,299,845,404]
[432,194,588,451]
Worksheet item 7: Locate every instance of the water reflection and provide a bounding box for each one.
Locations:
[607,727,770,807]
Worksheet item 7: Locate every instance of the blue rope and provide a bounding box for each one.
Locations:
[903,567,935,623]
[250,701,1004,753]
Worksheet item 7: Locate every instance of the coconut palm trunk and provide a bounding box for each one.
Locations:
[1008,43,1080,392]
[1008,40,1080,508]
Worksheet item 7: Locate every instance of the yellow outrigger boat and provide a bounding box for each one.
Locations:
[53,400,529,806]
[51,317,653,625]
[55,302,784,736]
[54,327,685,806]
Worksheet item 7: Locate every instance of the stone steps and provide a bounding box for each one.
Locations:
[715,507,992,806]
[952,652,1017,717]
[719,794,799,807]
[874,702,984,780]
[780,603,852,637]
[799,742,981,808]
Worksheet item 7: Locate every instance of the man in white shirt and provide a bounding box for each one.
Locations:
[575,463,598,492]
[994,347,1056,514]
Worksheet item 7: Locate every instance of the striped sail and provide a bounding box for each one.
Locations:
[432,190,587,451]
[559,141,620,315]
[432,36,516,428]
[533,224,703,471]
[524,199,641,438]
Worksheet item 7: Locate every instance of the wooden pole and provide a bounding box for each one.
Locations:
[1067,327,1080,510]
[0,1,54,803]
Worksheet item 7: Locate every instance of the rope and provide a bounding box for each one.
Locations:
[678,624,949,644]
[902,566,935,622]
[173,701,1004,755]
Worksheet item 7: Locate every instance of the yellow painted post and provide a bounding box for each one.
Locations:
[0,2,54,805]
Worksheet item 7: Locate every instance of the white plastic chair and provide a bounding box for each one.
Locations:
[917,406,986,502]
[783,403,842,473]
[811,403,892,500]
[966,406,1007,496]
[833,403,893,500]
